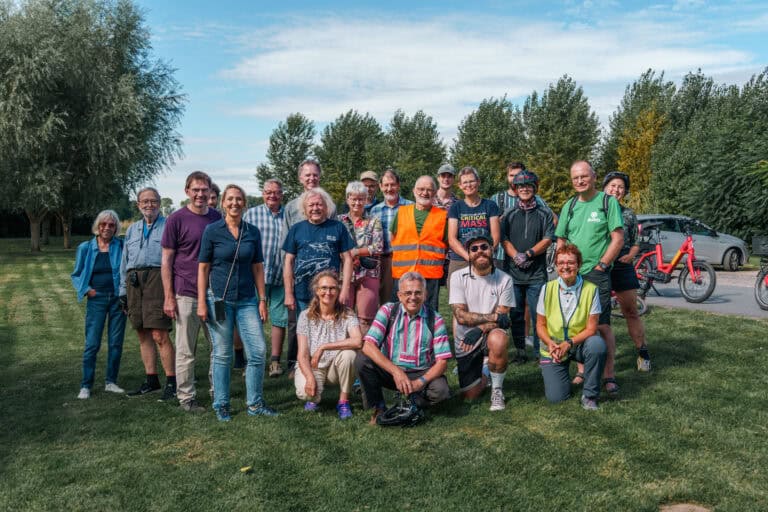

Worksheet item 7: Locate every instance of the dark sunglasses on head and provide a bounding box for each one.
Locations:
[469,243,490,252]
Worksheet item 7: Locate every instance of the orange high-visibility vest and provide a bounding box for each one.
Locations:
[391,205,447,279]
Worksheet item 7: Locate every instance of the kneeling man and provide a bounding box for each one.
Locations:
[355,271,452,424]
[450,229,515,411]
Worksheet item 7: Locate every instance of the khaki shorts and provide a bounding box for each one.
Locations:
[126,267,172,330]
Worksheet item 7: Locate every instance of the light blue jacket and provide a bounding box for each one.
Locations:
[71,237,124,301]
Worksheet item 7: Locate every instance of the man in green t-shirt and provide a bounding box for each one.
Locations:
[555,160,623,394]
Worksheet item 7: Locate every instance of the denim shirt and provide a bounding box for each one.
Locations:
[71,236,124,301]
[119,216,166,296]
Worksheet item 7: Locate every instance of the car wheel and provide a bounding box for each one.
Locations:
[722,248,741,271]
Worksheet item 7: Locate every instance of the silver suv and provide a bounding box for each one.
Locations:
[636,214,749,271]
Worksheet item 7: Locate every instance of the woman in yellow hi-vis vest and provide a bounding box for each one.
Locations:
[536,244,607,411]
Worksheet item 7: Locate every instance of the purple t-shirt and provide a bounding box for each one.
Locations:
[161,207,221,298]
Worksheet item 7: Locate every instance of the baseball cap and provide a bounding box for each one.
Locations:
[360,171,378,182]
[437,164,455,176]
[461,228,493,249]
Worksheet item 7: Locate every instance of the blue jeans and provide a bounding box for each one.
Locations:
[206,294,267,409]
[510,282,543,354]
[82,293,126,388]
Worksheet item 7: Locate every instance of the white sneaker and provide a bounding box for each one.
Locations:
[104,383,125,394]
[489,388,506,411]
[525,336,534,348]
[77,388,91,399]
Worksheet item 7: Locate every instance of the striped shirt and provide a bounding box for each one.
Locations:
[370,196,413,254]
[244,204,285,286]
[364,303,452,370]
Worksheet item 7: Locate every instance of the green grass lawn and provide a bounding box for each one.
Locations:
[1,238,767,511]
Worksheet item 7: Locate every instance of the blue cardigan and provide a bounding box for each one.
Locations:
[71,237,124,302]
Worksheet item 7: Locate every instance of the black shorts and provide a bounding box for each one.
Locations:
[583,268,612,326]
[126,267,172,330]
[611,261,640,292]
[456,336,488,392]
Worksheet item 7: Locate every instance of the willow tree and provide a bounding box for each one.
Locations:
[0,0,184,250]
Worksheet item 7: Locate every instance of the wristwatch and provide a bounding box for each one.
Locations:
[597,261,610,271]
[418,376,428,386]
[526,249,535,258]
[565,339,574,349]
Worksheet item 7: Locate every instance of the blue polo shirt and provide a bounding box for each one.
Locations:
[199,220,264,301]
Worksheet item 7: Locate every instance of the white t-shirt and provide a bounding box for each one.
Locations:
[449,267,515,355]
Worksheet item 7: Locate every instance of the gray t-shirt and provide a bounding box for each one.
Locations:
[449,267,515,355]
[297,309,360,369]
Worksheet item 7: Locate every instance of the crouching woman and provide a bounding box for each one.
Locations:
[536,244,607,410]
[295,270,363,420]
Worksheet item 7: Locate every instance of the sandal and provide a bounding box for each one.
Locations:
[571,372,584,386]
[603,377,620,395]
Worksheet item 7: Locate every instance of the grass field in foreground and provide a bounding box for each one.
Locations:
[1,238,767,511]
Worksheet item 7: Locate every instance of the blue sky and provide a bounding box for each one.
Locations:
[134,0,768,205]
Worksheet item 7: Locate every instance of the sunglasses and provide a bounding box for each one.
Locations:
[469,243,490,252]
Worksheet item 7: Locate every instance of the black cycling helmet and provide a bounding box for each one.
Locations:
[602,171,630,193]
[512,169,539,192]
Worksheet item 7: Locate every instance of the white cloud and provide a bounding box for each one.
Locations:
[220,12,755,130]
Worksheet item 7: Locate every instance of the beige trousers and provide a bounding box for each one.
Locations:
[294,349,357,402]
[174,296,212,404]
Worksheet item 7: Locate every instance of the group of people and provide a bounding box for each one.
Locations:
[71,157,651,423]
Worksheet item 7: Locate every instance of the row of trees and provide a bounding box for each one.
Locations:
[255,76,599,208]
[0,0,185,250]
[257,70,767,240]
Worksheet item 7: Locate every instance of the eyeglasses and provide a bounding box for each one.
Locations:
[99,222,116,228]
[469,243,490,252]
[317,286,338,293]
[399,290,423,297]
[139,199,159,205]
[556,261,578,267]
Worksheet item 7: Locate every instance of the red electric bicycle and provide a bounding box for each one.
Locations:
[635,220,716,303]
[754,236,768,311]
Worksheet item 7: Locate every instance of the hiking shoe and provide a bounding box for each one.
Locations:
[489,388,506,412]
[247,401,279,417]
[269,361,283,378]
[77,387,91,399]
[369,402,386,426]
[215,405,231,422]
[180,399,206,414]
[336,401,353,420]
[304,401,319,412]
[104,383,125,394]
[581,395,599,411]
[158,383,177,401]
[637,356,652,372]
[127,381,161,397]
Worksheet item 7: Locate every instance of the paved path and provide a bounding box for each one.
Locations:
[642,269,768,320]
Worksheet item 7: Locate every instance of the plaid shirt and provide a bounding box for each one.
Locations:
[370,196,413,254]
[244,204,285,286]
[364,303,452,370]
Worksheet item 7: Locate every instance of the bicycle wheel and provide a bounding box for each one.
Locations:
[635,258,653,296]
[755,270,768,311]
[610,295,623,318]
[678,261,716,303]
[636,295,648,316]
